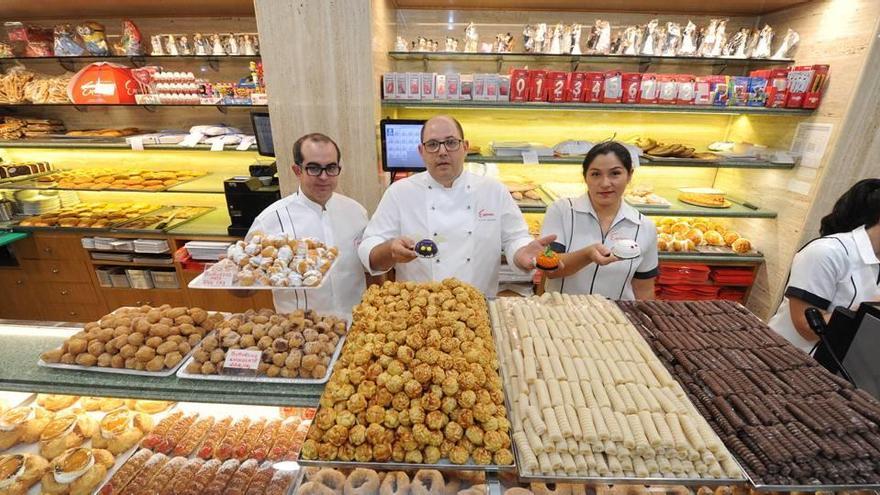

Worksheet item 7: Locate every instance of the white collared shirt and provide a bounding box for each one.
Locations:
[247,189,369,319]
[540,194,659,300]
[358,171,533,297]
[769,225,880,352]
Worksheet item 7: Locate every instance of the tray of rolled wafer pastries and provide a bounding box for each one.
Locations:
[489,295,747,485]
[618,299,880,492]
[290,467,493,495]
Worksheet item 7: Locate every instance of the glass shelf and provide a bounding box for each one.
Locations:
[0,173,224,194]
[382,100,813,116]
[468,155,796,169]
[389,51,795,67]
[0,139,255,152]
[521,192,777,218]
[0,54,260,62]
[658,252,764,263]
[0,324,320,407]
[0,103,267,109]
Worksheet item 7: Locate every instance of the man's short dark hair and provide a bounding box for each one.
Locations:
[293,133,341,164]
[420,116,465,142]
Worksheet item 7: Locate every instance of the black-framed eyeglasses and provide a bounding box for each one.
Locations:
[300,163,342,177]
[422,138,462,153]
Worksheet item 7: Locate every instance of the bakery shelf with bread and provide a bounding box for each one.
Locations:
[618,300,880,490]
[489,294,745,483]
[467,154,796,170]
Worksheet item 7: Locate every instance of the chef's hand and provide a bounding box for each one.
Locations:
[585,243,619,266]
[390,236,418,264]
[513,234,557,271]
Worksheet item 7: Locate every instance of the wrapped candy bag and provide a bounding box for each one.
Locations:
[53,24,85,56]
[120,20,143,56]
[750,25,774,58]
[772,28,799,59]
[679,21,698,56]
[76,21,109,56]
[640,19,659,55]
[662,22,681,56]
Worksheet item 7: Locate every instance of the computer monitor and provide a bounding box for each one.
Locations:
[841,303,880,399]
[380,119,426,172]
[250,112,274,157]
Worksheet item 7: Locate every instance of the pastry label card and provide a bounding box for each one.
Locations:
[200,259,238,287]
[224,349,261,375]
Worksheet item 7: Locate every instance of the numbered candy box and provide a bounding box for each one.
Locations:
[547,71,568,103]
[509,68,529,102]
[565,72,587,102]
[528,69,548,102]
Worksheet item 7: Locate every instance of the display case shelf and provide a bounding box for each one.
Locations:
[389,51,795,68]
[0,324,320,406]
[658,252,764,263]
[90,260,175,268]
[0,139,256,152]
[382,100,813,116]
[0,54,259,63]
[0,103,267,109]
[0,174,226,194]
[469,154,796,169]
[520,194,777,218]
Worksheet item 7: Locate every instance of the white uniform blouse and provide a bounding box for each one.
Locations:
[358,171,533,296]
[768,225,880,352]
[247,190,369,318]
[540,194,659,300]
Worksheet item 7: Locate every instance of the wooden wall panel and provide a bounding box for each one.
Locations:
[254,0,384,211]
[714,0,880,318]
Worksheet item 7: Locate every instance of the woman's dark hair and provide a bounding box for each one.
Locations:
[819,178,880,236]
[582,141,633,176]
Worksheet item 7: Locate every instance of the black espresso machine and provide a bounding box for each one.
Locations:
[225,112,281,236]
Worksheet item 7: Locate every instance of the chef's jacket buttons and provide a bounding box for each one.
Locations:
[467,205,471,210]
[468,231,472,235]
[428,186,433,189]
[435,259,441,263]
[467,257,471,262]
[433,232,437,237]
[431,206,436,210]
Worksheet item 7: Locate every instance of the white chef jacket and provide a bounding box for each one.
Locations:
[358,171,533,296]
[247,189,369,319]
[769,225,880,353]
[540,194,659,300]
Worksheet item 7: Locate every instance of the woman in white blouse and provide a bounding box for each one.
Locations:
[540,141,659,300]
[769,179,880,353]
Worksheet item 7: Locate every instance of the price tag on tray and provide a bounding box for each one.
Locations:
[198,258,238,287]
[222,349,262,377]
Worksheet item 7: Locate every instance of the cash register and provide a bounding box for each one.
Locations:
[224,112,281,236]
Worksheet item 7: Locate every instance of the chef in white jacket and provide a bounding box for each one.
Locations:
[248,133,370,318]
[358,115,555,296]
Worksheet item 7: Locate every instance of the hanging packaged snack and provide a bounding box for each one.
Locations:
[621,72,641,103]
[602,70,622,103]
[76,21,110,56]
[5,22,54,57]
[53,24,86,56]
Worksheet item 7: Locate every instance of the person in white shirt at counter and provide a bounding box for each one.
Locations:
[768,178,880,353]
[358,115,555,296]
[246,133,371,317]
[540,141,659,300]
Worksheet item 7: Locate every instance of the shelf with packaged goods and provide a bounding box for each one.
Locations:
[0,323,322,406]
[468,155,796,169]
[519,198,777,218]
[658,252,764,263]
[0,54,260,63]
[0,139,256,152]
[89,260,175,268]
[382,100,813,115]
[0,103,267,109]
[389,51,795,69]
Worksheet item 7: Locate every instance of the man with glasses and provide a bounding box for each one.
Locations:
[358,115,555,296]
[247,133,370,317]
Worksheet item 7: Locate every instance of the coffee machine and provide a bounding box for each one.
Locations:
[225,112,281,236]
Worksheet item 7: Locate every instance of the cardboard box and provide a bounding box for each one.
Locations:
[676,75,696,105]
[657,75,678,104]
[639,73,658,104]
[803,65,829,109]
[694,76,712,105]
[446,73,461,100]
[406,72,421,100]
[547,71,568,102]
[584,72,604,103]
[602,71,622,103]
[420,73,436,101]
[566,72,587,102]
[528,70,548,102]
[383,73,396,100]
[435,74,447,100]
[785,65,818,108]
[747,77,767,107]
[621,73,641,104]
[509,69,530,102]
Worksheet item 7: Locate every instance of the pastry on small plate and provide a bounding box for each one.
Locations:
[79,397,126,413]
[35,395,79,412]
[0,405,53,450]
[611,240,641,260]
[0,453,50,495]
[91,409,153,455]
[38,414,98,460]
[126,400,175,415]
[40,447,114,495]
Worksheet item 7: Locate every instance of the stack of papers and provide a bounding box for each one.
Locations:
[134,239,170,254]
[489,142,554,157]
[185,241,231,261]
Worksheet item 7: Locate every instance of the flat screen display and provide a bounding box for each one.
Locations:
[250,112,274,157]
[380,119,425,171]
[844,307,880,399]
